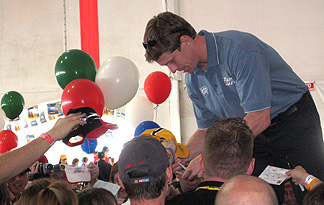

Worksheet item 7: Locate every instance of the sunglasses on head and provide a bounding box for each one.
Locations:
[142,30,183,49]
[143,39,157,49]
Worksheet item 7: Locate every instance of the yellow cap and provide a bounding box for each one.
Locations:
[140,128,189,159]
[60,154,67,160]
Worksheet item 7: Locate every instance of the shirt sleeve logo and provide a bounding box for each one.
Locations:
[223,77,236,86]
[199,85,209,96]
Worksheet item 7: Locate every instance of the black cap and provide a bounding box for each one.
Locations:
[118,136,169,184]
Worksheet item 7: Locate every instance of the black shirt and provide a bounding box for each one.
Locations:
[97,159,112,182]
[166,181,223,205]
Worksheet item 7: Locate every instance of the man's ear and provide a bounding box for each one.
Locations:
[118,177,126,189]
[199,154,206,173]
[166,165,173,183]
[180,35,191,46]
[246,158,255,175]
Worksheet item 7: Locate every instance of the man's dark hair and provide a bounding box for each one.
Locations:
[123,169,166,201]
[203,117,254,179]
[72,158,79,165]
[143,12,196,62]
[98,152,105,160]
[82,157,88,163]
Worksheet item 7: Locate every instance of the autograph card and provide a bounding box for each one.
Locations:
[258,165,289,185]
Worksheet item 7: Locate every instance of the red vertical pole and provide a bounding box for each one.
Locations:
[79,0,100,69]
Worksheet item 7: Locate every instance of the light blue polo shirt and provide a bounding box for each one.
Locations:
[186,30,308,130]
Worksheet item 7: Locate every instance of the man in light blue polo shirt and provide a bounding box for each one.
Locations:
[143,12,324,204]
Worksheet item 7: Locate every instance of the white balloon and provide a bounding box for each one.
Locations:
[96,56,140,109]
[125,96,154,129]
[0,108,6,130]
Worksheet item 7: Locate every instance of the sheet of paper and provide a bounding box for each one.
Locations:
[93,180,121,196]
[258,165,289,185]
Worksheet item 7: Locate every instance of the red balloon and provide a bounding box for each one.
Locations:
[61,79,105,116]
[0,130,18,154]
[144,71,172,104]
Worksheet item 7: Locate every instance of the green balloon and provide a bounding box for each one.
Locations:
[55,49,97,89]
[1,91,25,120]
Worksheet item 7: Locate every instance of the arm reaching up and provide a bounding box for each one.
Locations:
[0,113,86,184]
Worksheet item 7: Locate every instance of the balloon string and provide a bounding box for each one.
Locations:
[154,104,159,121]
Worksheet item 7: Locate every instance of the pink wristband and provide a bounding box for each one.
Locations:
[39,133,55,145]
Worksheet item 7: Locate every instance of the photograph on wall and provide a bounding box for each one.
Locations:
[28,106,39,119]
[23,118,28,128]
[6,123,11,131]
[31,119,38,127]
[26,134,35,143]
[14,121,20,132]
[48,114,56,121]
[48,102,59,115]
[40,111,47,123]
[55,102,64,117]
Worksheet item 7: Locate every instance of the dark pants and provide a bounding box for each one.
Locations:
[252,91,324,205]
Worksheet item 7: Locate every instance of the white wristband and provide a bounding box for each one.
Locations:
[305,175,316,187]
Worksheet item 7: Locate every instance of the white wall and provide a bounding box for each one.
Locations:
[1,0,324,147]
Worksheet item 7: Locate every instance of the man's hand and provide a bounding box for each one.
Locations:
[286,165,309,186]
[29,161,40,175]
[46,113,87,141]
[176,172,203,192]
[182,154,204,180]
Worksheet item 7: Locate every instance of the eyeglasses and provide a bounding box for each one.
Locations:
[142,30,183,49]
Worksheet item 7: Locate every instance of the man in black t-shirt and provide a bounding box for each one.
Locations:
[97,151,112,182]
[166,117,256,205]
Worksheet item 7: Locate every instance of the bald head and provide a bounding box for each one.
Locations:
[215,175,279,205]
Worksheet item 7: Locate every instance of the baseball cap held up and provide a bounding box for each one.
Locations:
[118,136,169,184]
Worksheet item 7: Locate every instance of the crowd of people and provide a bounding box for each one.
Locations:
[1,114,323,204]
[1,11,324,205]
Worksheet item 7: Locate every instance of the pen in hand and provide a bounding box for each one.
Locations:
[286,156,305,192]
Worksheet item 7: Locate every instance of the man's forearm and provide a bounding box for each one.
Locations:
[244,108,271,138]
[0,113,87,184]
[0,137,52,184]
[185,129,207,161]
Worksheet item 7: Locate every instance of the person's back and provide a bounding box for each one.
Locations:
[97,151,112,182]
[215,175,279,205]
